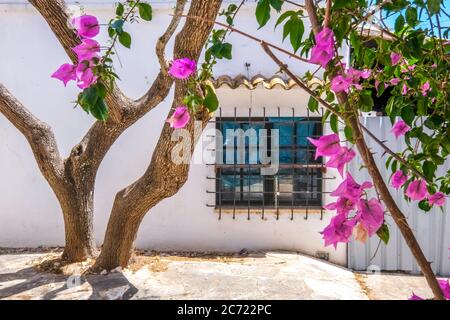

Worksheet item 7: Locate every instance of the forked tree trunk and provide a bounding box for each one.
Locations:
[94,0,222,271]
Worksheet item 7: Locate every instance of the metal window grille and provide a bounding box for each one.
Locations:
[207,107,330,221]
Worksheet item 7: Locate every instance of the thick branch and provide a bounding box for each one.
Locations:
[304,0,322,35]
[156,0,188,75]
[0,83,64,188]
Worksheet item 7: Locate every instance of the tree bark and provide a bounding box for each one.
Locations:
[95,0,223,270]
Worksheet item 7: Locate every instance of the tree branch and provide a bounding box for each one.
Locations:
[156,0,188,75]
[0,83,64,187]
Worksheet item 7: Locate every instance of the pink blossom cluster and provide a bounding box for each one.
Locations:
[166,106,191,129]
[389,120,446,207]
[165,58,197,129]
[321,172,384,248]
[374,53,431,97]
[51,15,101,89]
[307,133,356,177]
[310,27,335,68]
[330,67,372,94]
[307,134,384,248]
[391,171,446,205]
[168,58,197,80]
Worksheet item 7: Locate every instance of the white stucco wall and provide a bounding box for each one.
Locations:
[0,1,346,265]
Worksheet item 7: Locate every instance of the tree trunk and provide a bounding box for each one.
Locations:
[93,192,144,269]
[59,188,97,262]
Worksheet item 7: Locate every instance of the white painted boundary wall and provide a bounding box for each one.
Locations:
[0,2,347,265]
[348,117,450,276]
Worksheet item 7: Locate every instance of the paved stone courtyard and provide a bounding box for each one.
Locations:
[0,250,434,300]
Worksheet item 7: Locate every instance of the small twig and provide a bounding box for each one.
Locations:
[177,14,311,63]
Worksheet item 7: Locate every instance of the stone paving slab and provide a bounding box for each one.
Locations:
[0,251,432,300]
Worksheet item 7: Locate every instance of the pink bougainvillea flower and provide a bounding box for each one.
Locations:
[310,45,334,68]
[166,106,191,129]
[347,68,371,82]
[330,75,353,93]
[307,133,341,159]
[389,78,400,86]
[391,52,402,66]
[391,170,408,189]
[391,119,411,138]
[320,213,356,249]
[315,27,334,44]
[355,198,384,236]
[408,293,425,300]
[331,172,373,200]
[309,27,335,68]
[72,15,100,39]
[75,62,98,89]
[51,63,76,86]
[325,147,356,177]
[421,81,431,96]
[324,197,356,216]
[406,179,428,201]
[168,58,197,80]
[408,64,416,71]
[438,279,450,299]
[402,83,408,95]
[428,192,446,206]
[73,38,100,61]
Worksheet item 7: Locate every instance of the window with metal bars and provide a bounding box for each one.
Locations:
[215,117,323,209]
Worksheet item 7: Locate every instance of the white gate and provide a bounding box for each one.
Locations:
[347,117,450,276]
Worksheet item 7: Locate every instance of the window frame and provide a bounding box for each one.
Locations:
[214,116,324,210]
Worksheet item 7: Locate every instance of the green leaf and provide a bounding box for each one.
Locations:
[116,3,124,16]
[220,43,233,60]
[418,199,432,212]
[255,0,271,28]
[119,31,132,48]
[330,114,339,134]
[275,10,294,29]
[90,98,109,122]
[203,85,219,112]
[333,0,350,9]
[405,7,417,26]
[359,90,374,112]
[394,15,405,33]
[138,3,153,21]
[288,17,304,53]
[79,86,99,111]
[400,105,415,125]
[270,0,283,11]
[422,160,437,181]
[344,126,354,143]
[307,96,319,113]
[377,224,390,245]
[111,19,124,34]
[427,0,441,15]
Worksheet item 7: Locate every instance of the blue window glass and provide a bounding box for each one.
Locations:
[216,117,323,208]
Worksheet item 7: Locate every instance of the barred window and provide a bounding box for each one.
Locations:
[215,117,323,210]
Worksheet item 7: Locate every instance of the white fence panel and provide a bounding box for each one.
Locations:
[347,117,450,276]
